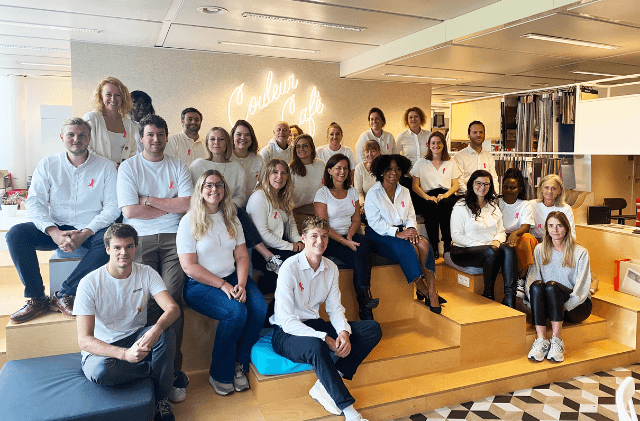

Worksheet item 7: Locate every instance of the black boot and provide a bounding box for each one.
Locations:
[357,287,380,310]
[482,279,495,301]
[502,294,516,309]
[501,243,518,310]
[359,308,374,320]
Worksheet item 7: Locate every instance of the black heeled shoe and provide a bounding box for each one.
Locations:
[357,287,380,310]
[415,290,445,314]
[433,249,440,260]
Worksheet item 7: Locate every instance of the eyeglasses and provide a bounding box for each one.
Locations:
[474,181,491,188]
[203,181,225,190]
[295,143,310,150]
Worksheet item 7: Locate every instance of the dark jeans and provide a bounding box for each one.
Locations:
[324,233,373,291]
[529,280,592,326]
[412,188,458,250]
[450,244,517,298]
[237,206,262,249]
[252,247,297,295]
[6,222,109,298]
[272,319,382,410]
[183,273,266,383]
[81,327,175,401]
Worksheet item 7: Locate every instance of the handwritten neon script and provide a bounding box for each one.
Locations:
[228,71,324,136]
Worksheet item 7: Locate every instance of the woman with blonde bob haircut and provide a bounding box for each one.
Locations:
[84,76,137,165]
[525,211,591,363]
[529,174,576,240]
[178,170,267,396]
[247,159,303,294]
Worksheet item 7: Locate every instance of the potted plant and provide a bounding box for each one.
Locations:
[2,191,21,218]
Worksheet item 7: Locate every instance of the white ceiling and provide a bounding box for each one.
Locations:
[1,0,640,103]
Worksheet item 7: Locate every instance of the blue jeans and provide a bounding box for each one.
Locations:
[365,226,435,284]
[272,319,382,410]
[81,327,175,401]
[6,222,109,298]
[183,272,267,383]
[324,233,373,291]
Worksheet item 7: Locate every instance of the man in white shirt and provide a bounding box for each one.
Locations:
[118,114,192,402]
[270,216,382,421]
[7,117,119,323]
[260,121,293,163]
[74,223,179,421]
[165,108,206,167]
[453,121,498,193]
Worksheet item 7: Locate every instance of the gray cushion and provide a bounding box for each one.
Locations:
[443,252,483,275]
[0,353,154,421]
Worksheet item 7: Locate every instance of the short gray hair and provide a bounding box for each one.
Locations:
[60,117,91,135]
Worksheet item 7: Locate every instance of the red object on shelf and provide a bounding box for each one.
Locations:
[636,198,640,227]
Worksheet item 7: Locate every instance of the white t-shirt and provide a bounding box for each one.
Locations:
[315,145,356,170]
[260,139,293,164]
[450,201,506,247]
[230,153,264,208]
[117,154,193,236]
[314,186,359,236]
[73,263,167,347]
[165,131,207,168]
[396,128,431,166]
[498,198,535,234]
[410,158,461,192]
[354,162,377,204]
[292,159,325,208]
[189,159,246,207]
[176,212,245,279]
[529,200,576,239]
[355,129,396,164]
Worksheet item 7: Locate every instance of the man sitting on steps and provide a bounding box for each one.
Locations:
[74,223,180,421]
[270,216,382,421]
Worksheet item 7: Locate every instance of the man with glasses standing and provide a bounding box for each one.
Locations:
[453,121,498,194]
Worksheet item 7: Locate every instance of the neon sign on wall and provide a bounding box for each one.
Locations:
[227,71,325,136]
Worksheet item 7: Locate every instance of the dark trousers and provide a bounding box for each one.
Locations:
[6,222,109,298]
[272,319,382,410]
[81,327,175,402]
[450,244,517,298]
[324,234,373,291]
[236,206,262,249]
[252,247,297,295]
[412,188,458,250]
[529,280,592,326]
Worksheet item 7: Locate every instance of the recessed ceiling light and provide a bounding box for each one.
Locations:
[18,62,71,68]
[0,20,101,33]
[0,44,69,53]
[571,70,623,77]
[217,41,317,54]
[457,90,503,95]
[520,33,619,50]
[241,12,366,31]
[197,6,228,15]
[383,73,458,81]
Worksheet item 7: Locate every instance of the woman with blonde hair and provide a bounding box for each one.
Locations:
[247,159,303,293]
[530,174,575,240]
[526,211,591,363]
[178,170,267,395]
[316,122,356,174]
[83,76,137,165]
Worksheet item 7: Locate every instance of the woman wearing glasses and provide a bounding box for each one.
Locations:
[450,170,517,308]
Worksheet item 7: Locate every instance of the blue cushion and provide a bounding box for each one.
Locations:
[444,252,483,275]
[0,353,154,421]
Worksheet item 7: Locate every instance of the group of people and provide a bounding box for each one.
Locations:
[5,75,592,421]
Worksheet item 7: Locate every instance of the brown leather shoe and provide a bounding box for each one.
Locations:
[52,293,75,318]
[10,298,50,324]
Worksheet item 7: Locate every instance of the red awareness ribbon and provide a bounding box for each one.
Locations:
[299,282,304,292]
[169,181,174,189]
[88,179,95,187]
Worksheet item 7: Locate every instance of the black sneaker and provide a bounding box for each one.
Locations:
[155,399,175,421]
[173,369,189,389]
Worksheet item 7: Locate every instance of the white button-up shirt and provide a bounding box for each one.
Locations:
[453,145,498,193]
[26,151,119,234]
[450,201,506,247]
[270,252,350,339]
[396,128,431,166]
[364,181,417,237]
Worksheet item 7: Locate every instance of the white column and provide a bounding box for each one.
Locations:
[0,75,27,189]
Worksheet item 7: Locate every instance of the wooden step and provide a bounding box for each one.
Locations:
[525,314,608,349]
[249,318,459,405]
[258,338,634,421]
[5,311,79,360]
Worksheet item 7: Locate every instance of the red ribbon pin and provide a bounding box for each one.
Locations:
[299,282,304,292]
[88,179,95,187]
[169,181,174,189]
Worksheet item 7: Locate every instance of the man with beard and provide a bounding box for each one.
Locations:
[7,117,119,323]
[453,120,498,194]
[165,107,205,167]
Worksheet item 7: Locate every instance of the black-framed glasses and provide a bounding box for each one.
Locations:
[203,181,225,190]
[474,181,491,188]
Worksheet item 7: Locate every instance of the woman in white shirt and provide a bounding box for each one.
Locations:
[526,211,592,363]
[316,122,356,178]
[230,120,264,206]
[247,159,303,294]
[530,174,576,241]
[354,108,396,164]
[354,140,381,217]
[450,170,517,308]
[364,154,443,314]
[178,170,267,396]
[410,131,461,259]
[396,107,431,166]
[83,77,137,166]
[498,168,538,296]
[314,154,377,320]
[290,134,325,227]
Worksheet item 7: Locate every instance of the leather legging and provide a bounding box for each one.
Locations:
[450,243,517,299]
[529,280,592,326]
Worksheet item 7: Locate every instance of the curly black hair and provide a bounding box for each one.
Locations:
[370,154,412,183]
[503,167,527,200]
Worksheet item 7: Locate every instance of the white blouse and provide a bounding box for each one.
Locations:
[396,128,431,166]
[410,158,461,192]
[450,200,506,247]
[314,186,359,236]
[364,182,417,237]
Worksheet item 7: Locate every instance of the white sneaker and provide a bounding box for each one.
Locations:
[547,336,565,362]
[346,415,369,421]
[309,380,342,415]
[168,386,186,403]
[266,255,283,274]
[234,362,250,392]
[516,278,526,299]
[528,338,550,362]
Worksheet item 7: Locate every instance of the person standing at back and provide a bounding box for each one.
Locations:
[453,121,498,194]
[165,108,206,168]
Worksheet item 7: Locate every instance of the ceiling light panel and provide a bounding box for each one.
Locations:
[383,73,459,81]
[241,12,366,31]
[520,33,619,50]
[0,20,101,33]
[0,44,70,53]
[217,41,318,54]
[17,62,71,67]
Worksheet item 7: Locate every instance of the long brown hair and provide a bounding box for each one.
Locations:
[424,131,450,161]
[289,134,316,177]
